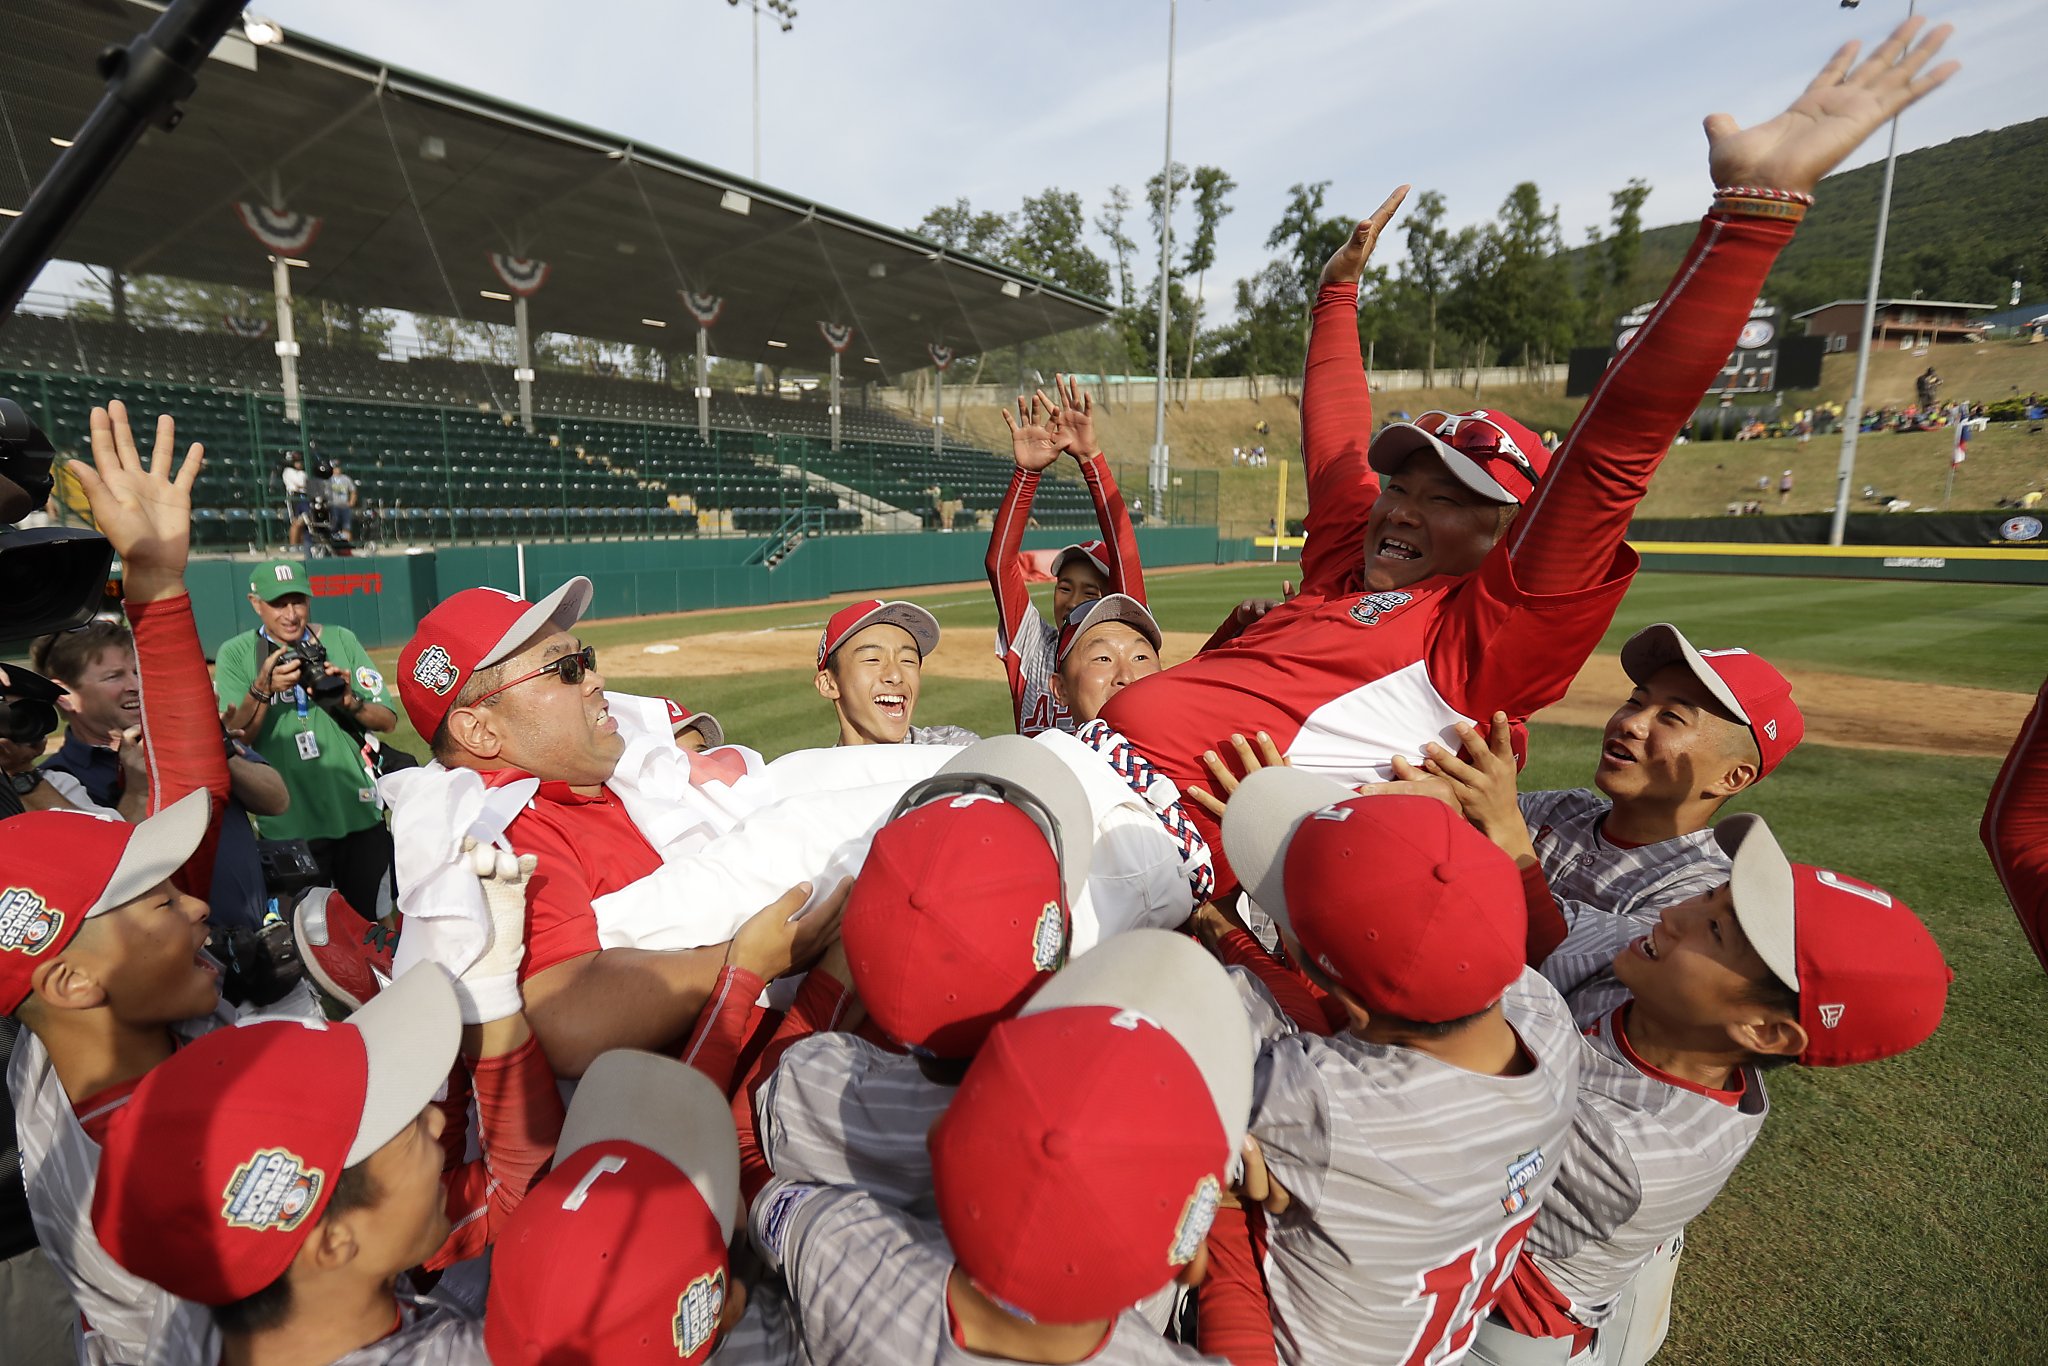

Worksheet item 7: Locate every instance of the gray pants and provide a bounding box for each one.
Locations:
[0,1247,78,1366]
[1468,1236,1683,1366]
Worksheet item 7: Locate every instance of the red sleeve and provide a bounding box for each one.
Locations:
[732,967,854,1205]
[1195,1202,1278,1365]
[426,1035,566,1269]
[125,593,231,897]
[1078,453,1145,604]
[501,815,603,981]
[1505,212,1796,596]
[987,468,1039,652]
[677,964,768,1096]
[434,1061,473,1172]
[1212,928,1332,1037]
[1984,676,2048,972]
[1297,281,1377,597]
[1521,861,1569,968]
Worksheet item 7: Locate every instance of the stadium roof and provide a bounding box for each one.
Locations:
[1791,299,1995,318]
[3,0,1113,379]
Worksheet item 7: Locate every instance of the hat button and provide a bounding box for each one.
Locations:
[1434,862,1458,884]
[1042,1129,1072,1160]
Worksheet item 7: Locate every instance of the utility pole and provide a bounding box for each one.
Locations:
[1149,0,1177,524]
[723,0,796,182]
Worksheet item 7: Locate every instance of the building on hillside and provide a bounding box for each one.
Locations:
[1794,298,1994,353]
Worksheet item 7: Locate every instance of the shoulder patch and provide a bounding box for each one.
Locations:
[758,1182,824,1261]
[353,666,384,696]
[1501,1146,1545,1216]
[1348,591,1413,626]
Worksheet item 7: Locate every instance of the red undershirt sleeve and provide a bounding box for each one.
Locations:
[1196,1202,1278,1365]
[1521,862,1570,967]
[731,966,854,1204]
[1079,453,1146,603]
[426,1034,565,1269]
[1297,281,1377,596]
[677,964,768,1097]
[126,593,231,897]
[1212,928,1333,1037]
[1984,675,2048,971]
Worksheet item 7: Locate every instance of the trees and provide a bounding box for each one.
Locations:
[1009,189,1112,300]
[1402,191,1454,386]
[1180,167,1237,401]
[913,198,1013,260]
[1095,184,1140,309]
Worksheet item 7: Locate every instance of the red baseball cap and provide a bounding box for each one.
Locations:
[1716,815,1952,1067]
[1051,540,1112,582]
[932,931,1252,1323]
[92,963,461,1305]
[487,1051,741,1366]
[1223,771,1525,1022]
[1055,593,1162,665]
[1621,624,1804,777]
[662,696,726,748]
[1368,408,1551,505]
[815,599,940,669]
[0,789,210,1014]
[397,577,593,739]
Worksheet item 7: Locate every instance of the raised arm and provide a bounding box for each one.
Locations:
[1048,373,1147,602]
[1507,19,1958,597]
[988,392,1062,651]
[1984,676,2048,972]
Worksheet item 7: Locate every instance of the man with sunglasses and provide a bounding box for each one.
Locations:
[1100,18,1955,896]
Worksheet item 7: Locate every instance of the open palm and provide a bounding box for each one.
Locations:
[1000,391,1062,472]
[72,400,202,595]
[1706,17,1957,195]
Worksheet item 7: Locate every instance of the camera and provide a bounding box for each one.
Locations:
[0,665,63,748]
[278,632,351,710]
[0,397,115,644]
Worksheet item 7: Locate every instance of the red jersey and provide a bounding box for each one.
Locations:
[1102,210,1793,875]
[485,769,666,980]
[1984,674,2048,971]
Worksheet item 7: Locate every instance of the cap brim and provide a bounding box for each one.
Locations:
[1619,624,1749,723]
[1367,423,1517,504]
[1716,813,1801,990]
[1052,545,1112,580]
[1057,594,1163,662]
[344,963,463,1166]
[559,1050,741,1240]
[1219,766,1355,944]
[479,576,594,670]
[913,735,1094,907]
[826,603,941,664]
[92,789,212,917]
[682,712,725,748]
[1020,929,1254,1148]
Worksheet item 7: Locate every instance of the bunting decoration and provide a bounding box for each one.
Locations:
[818,321,854,353]
[233,202,322,255]
[928,343,955,372]
[488,254,551,296]
[681,291,725,327]
[223,314,270,339]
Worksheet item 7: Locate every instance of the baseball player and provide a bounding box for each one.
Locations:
[749,929,1249,1365]
[1474,815,1951,1364]
[1052,594,1166,728]
[1089,21,1956,894]
[91,959,562,1366]
[814,599,979,747]
[1218,777,1585,1366]
[1983,671,2048,972]
[989,373,1146,736]
[1403,624,1804,956]
[665,696,728,753]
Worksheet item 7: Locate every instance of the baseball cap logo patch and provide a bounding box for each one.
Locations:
[1030,902,1067,972]
[1818,1003,1846,1029]
[1762,718,1779,741]
[411,644,461,697]
[220,1148,324,1232]
[1168,1174,1222,1266]
[273,565,294,582]
[1814,868,1893,907]
[1311,804,1354,823]
[0,888,63,956]
[672,1267,726,1357]
[1501,1147,1545,1216]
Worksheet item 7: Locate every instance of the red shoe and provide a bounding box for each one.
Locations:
[293,888,399,1010]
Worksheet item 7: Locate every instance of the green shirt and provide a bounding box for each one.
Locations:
[214,624,389,840]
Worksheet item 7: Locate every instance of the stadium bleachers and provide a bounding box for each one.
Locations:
[0,317,1108,550]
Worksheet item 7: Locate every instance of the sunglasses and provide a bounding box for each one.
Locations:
[469,645,598,707]
[1417,410,1540,490]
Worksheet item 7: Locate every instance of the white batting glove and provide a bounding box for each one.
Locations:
[456,837,536,1024]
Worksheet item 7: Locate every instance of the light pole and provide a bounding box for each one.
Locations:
[1827,0,1913,546]
[1149,0,1177,524]
[724,0,796,182]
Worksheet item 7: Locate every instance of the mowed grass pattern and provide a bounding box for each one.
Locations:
[372,566,2048,1361]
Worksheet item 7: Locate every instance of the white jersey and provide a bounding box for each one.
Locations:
[749,1179,1221,1366]
[1248,969,1584,1366]
[756,1034,952,1218]
[1524,908,1768,1329]
[1520,789,1729,919]
[1001,606,1070,737]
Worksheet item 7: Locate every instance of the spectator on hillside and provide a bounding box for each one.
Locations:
[1778,468,1794,504]
[1917,364,1941,410]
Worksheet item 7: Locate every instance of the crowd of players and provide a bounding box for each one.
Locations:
[4,19,2034,1366]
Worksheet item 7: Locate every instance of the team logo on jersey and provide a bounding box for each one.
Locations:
[1348,591,1413,627]
[672,1267,726,1357]
[221,1148,324,1232]
[758,1183,822,1260]
[1501,1147,1545,1216]
[1031,901,1068,972]
[1818,1003,1846,1029]
[1167,1174,1222,1266]
[411,644,460,696]
[0,888,63,956]
[353,666,383,696]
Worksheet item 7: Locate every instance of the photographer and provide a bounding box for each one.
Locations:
[216,559,397,918]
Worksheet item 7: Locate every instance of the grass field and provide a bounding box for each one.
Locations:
[373,565,2048,1363]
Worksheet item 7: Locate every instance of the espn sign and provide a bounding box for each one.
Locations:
[309,572,382,598]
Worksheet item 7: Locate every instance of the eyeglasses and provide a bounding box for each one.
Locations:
[468,645,598,707]
[1417,410,1540,490]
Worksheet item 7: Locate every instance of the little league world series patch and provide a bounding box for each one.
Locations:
[1349,591,1413,626]
[1031,901,1067,972]
[221,1148,325,1232]
[1169,1174,1223,1266]
[411,644,460,696]
[0,887,63,955]
[673,1268,725,1357]
[1501,1147,1546,1217]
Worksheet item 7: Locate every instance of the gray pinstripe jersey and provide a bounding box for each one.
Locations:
[145,1293,485,1365]
[757,1034,953,1218]
[749,1179,1222,1366]
[1249,969,1584,1366]
[1526,908,1768,1328]
[1520,790,1729,919]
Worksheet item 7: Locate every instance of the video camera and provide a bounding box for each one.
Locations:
[0,397,114,645]
[0,664,64,751]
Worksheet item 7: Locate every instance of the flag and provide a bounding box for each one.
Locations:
[233,202,322,255]
[928,343,954,372]
[488,254,551,296]
[681,291,724,328]
[818,321,853,353]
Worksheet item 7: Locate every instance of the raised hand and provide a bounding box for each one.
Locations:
[999,391,1062,473]
[1412,711,1538,864]
[1706,17,1957,195]
[1319,184,1410,290]
[1046,373,1098,458]
[71,400,202,604]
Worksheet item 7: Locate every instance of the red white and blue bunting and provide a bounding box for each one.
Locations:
[233,202,322,255]
[223,313,269,339]
[681,291,724,327]
[818,321,854,353]
[928,343,955,372]
[488,254,550,297]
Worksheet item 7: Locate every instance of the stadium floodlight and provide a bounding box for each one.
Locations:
[0,208,19,219]
[479,289,512,302]
[766,339,788,348]
[1000,281,1023,299]
[867,262,887,279]
[721,0,798,179]
[49,138,74,149]
[641,318,668,328]
[242,14,285,45]
[863,356,880,364]
[720,190,752,216]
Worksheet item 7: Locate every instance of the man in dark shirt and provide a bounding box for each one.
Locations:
[30,619,144,818]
